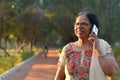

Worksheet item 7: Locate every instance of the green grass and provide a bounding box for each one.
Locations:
[0,54,21,74]
[0,48,42,74]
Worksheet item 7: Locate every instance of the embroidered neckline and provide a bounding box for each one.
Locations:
[70,42,93,52]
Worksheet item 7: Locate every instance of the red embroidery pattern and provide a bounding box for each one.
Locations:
[65,44,92,80]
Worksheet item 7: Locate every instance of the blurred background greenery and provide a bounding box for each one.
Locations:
[0,0,120,79]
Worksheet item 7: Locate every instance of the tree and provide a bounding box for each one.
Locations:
[44,0,120,45]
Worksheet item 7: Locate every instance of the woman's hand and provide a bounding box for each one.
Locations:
[88,33,99,48]
[89,34,118,77]
[88,33,102,56]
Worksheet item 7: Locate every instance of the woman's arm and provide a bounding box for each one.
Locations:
[54,65,65,80]
[98,51,118,77]
[93,39,118,77]
[89,33,119,77]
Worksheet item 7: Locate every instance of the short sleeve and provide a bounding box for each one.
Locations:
[99,39,112,55]
[58,45,68,66]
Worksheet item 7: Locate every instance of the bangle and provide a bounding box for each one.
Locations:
[98,53,110,57]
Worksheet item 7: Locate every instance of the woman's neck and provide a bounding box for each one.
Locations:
[78,38,90,45]
[76,38,92,49]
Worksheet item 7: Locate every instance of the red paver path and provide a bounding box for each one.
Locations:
[5,49,59,80]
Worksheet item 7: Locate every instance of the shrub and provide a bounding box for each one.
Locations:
[0,48,41,74]
[0,55,21,74]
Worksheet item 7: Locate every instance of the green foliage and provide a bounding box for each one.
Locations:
[113,46,120,67]
[20,51,34,61]
[0,55,21,74]
[57,48,62,53]
[0,49,39,74]
[112,46,120,80]
[0,0,120,46]
[46,0,120,44]
[112,76,120,80]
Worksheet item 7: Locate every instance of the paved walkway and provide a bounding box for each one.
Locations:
[5,49,59,80]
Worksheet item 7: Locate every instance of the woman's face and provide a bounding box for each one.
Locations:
[74,14,91,39]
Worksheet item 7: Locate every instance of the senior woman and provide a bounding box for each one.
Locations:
[54,12,118,80]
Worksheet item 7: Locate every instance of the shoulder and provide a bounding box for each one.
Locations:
[99,39,110,46]
[62,42,75,53]
[63,42,75,49]
[98,39,112,53]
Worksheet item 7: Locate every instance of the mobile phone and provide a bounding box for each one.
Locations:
[91,24,98,35]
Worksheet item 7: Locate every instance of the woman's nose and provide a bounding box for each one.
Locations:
[75,23,83,28]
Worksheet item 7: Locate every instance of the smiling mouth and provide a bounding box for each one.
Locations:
[77,30,84,34]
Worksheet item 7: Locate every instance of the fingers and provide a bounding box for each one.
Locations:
[88,34,100,50]
[88,33,98,42]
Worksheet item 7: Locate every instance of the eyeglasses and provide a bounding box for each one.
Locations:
[74,22,91,27]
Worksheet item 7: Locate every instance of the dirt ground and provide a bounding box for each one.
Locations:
[5,49,59,80]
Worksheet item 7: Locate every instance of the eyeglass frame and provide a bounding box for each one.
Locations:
[74,22,91,28]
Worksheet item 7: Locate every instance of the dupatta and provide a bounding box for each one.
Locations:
[89,39,111,80]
